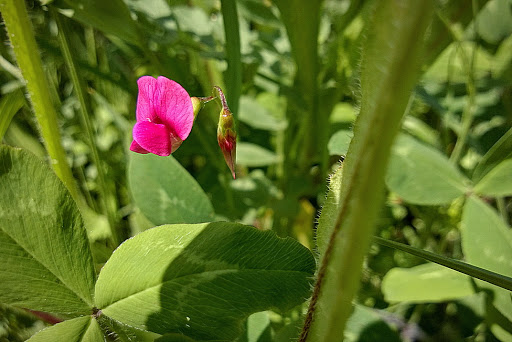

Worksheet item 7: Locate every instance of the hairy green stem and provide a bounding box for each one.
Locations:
[52,10,119,245]
[300,2,434,341]
[0,0,79,201]
[220,0,241,117]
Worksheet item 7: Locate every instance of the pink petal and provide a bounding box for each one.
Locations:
[155,76,194,141]
[129,140,149,154]
[136,76,159,122]
[132,121,172,156]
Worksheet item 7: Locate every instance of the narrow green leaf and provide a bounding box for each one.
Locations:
[374,236,512,292]
[0,146,96,315]
[95,222,315,341]
[273,0,325,168]
[382,263,473,303]
[473,125,512,182]
[0,0,79,200]
[220,0,242,116]
[128,153,215,225]
[461,196,512,322]
[237,142,280,167]
[386,135,470,205]
[27,316,103,342]
[402,115,440,147]
[50,0,141,46]
[0,89,25,140]
[474,159,512,197]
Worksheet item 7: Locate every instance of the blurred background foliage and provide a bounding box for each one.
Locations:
[1,0,512,341]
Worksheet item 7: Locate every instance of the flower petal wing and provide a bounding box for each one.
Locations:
[132,121,172,156]
[129,140,149,154]
[155,76,194,141]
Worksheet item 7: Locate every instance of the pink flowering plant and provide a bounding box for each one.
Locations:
[1,1,512,342]
[131,76,237,178]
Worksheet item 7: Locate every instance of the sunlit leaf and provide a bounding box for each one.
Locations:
[26,315,102,342]
[94,222,315,341]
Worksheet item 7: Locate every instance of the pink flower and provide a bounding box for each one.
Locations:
[130,76,194,156]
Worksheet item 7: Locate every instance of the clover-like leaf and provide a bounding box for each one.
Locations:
[0,146,95,315]
[94,222,315,341]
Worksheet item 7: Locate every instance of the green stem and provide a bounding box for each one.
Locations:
[300,2,434,341]
[220,0,241,117]
[496,197,509,224]
[52,10,119,245]
[0,0,79,201]
[448,0,479,163]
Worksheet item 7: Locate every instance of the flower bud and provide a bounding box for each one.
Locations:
[217,107,237,179]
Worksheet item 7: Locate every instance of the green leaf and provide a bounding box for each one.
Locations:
[51,0,141,46]
[156,334,197,342]
[402,115,440,148]
[382,263,473,303]
[461,196,512,321]
[245,311,271,342]
[94,222,315,341]
[344,305,401,342]
[27,316,103,342]
[238,0,280,27]
[237,142,280,167]
[474,159,512,197]
[0,89,25,140]
[128,153,215,226]
[386,135,469,205]
[238,96,288,131]
[220,0,242,116]
[494,34,512,81]
[0,146,95,315]
[327,130,352,156]
[476,0,512,45]
[473,125,512,182]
